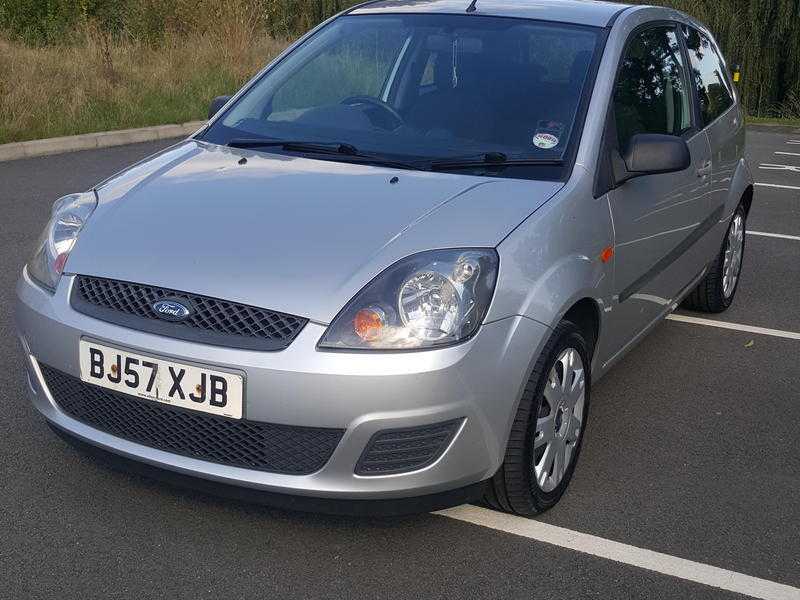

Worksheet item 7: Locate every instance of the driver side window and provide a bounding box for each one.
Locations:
[270,28,409,117]
[614,26,692,151]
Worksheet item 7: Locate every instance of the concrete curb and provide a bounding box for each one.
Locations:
[747,123,800,134]
[0,121,206,163]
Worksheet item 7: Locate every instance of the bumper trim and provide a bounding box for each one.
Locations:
[355,419,463,476]
[49,422,487,517]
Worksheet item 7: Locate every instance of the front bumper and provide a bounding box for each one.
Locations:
[15,270,550,501]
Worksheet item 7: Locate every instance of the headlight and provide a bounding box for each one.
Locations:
[26,192,97,292]
[319,249,499,350]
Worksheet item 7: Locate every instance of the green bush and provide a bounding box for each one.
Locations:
[0,0,362,44]
[0,0,124,44]
[629,0,800,118]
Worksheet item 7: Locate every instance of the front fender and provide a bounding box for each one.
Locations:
[488,173,614,332]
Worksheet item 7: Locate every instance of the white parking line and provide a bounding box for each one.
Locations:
[775,151,800,157]
[667,314,800,341]
[759,164,800,172]
[755,182,800,191]
[788,140,800,145]
[749,230,800,241]
[437,506,800,600]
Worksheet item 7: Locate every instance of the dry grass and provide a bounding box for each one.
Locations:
[0,18,290,144]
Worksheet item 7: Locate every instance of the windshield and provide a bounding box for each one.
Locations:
[202,14,601,172]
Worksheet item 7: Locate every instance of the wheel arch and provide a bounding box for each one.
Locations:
[741,184,754,217]
[561,298,602,362]
[726,158,755,219]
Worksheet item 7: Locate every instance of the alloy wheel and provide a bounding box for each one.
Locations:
[534,347,586,493]
[722,213,745,299]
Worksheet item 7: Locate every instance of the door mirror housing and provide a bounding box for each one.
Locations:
[613,133,691,185]
[208,95,232,120]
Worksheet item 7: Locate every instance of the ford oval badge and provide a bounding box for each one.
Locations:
[152,299,192,322]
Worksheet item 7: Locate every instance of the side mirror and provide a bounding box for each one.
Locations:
[208,95,232,120]
[614,133,691,185]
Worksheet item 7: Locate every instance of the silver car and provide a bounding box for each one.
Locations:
[15,0,752,516]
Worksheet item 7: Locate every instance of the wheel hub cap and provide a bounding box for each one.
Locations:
[534,348,586,493]
[722,214,745,299]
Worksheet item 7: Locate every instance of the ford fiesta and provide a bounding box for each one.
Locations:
[15,0,752,516]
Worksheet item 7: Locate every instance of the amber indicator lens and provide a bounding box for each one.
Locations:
[353,308,386,342]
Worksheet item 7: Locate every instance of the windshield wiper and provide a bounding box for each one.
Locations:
[228,138,359,155]
[227,138,419,170]
[429,152,564,171]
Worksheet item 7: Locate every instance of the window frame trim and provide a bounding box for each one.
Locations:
[593,19,701,198]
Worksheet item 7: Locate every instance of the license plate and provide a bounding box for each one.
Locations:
[79,340,243,419]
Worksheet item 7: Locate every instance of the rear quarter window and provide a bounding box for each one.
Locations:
[683,26,734,126]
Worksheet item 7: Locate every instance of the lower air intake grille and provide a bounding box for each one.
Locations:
[41,365,344,475]
[355,419,462,476]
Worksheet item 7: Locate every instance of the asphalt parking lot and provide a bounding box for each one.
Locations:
[1,127,798,600]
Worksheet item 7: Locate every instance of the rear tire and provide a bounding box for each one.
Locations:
[682,203,747,313]
[484,320,590,516]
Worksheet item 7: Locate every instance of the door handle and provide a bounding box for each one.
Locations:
[696,162,712,178]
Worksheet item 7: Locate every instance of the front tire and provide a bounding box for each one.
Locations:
[484,320,590,516]
[682,203,747,313]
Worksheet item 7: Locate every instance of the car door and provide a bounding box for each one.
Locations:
[601,23,714,363]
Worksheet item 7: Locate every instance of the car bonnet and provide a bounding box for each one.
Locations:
[66,140,563,323]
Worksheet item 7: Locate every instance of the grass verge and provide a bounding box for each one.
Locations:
[0,30,290,145]
[746,116,800,128]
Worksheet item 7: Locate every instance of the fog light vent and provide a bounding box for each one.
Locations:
[355,419,462,476]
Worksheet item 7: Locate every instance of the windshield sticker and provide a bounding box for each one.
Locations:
[533,120,565,150]
[533,132,559,149]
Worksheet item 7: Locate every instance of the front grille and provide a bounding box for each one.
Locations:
[41,365,344,475]
[71,275,307,351]
[355,420,462,476]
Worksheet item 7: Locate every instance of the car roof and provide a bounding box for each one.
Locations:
[349,0,635,28]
